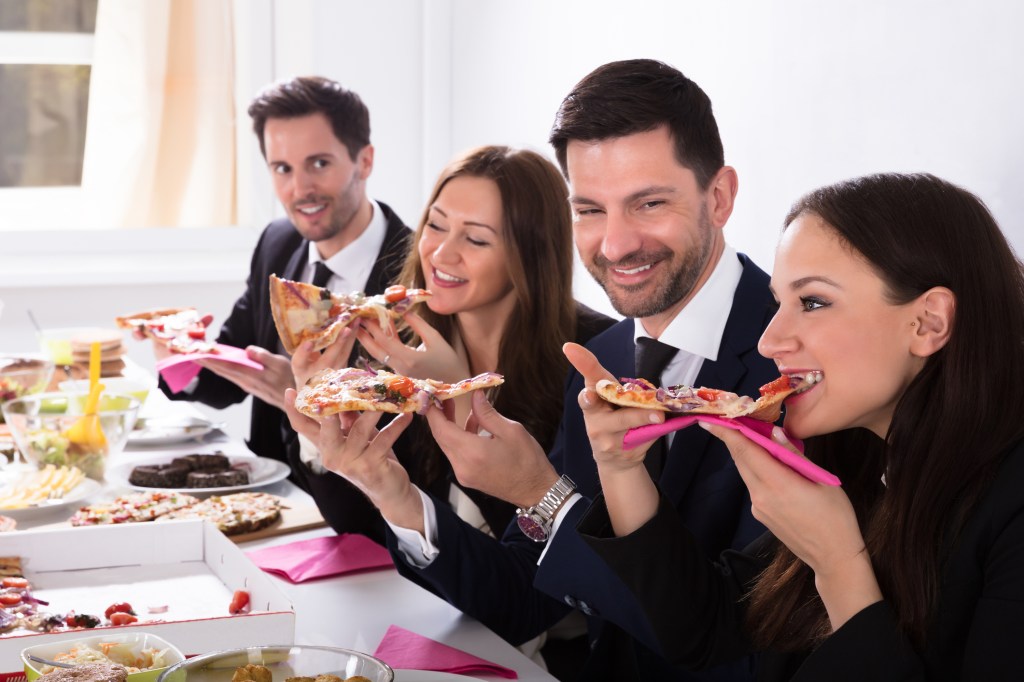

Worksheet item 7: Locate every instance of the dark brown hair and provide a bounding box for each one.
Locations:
[548,59,724,189]
[247,76,370,160]
[398,146,576,480]
[746,173,1024,650]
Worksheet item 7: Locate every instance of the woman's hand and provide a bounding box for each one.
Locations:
[291,327,356,387]
[283,389,424,532]
[357,312,469,382]
[564,343,664,536]
[701,422,883,630]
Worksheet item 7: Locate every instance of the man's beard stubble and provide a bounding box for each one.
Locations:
[587,206,715,319]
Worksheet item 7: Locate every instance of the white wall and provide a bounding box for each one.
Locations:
[3,0,1023,438]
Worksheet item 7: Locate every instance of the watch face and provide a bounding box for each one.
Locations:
[517,514,548,542]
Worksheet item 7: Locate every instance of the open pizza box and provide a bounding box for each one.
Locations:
[0,520,295,669]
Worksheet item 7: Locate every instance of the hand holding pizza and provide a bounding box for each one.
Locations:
[291,327,357,387]
[700,421,882,627]
[425,391,559,509]
[282,387,426,532]
[356,311,469,384]
[564,342,664,536]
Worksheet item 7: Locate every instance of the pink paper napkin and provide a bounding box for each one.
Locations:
[245,534,394,583]
[156,343,264,393]
[374,625,518,679]
[624,414,841,486]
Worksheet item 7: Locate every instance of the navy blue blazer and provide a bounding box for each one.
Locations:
[160,201,410,464]
[388,252,779,681]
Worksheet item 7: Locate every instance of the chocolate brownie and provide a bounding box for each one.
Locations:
[186,469,249,488]
[175,453,230,471]
[129,463,189,488]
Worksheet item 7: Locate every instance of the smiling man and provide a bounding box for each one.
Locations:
[328,60,778,680]
[159,76,410,467]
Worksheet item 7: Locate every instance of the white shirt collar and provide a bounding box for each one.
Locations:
[306,199,387,292]
[633,244,743,362]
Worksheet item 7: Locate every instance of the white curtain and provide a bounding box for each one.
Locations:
[81,0,236,228]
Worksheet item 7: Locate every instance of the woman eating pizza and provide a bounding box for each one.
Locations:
[560,172,1024,679]
[284,145,612,541]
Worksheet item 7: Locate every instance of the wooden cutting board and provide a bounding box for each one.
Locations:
[229,499,328,543]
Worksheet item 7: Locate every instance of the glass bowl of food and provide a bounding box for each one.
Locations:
[1,391,140,480]
[157,645,394,682]
[22,631,185,682]
[0,354,56,423]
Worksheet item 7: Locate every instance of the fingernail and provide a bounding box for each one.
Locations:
[649,413,661,424]
[772,426,789,443]
[699,421,712,431]
[579,390,592,408]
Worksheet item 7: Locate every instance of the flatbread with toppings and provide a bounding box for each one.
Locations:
[294,367,504,417]
[155,492,282,535]
[269,275,431,354]
[595,372,821,422]
[69,491,201,526]
[115,308,217,355]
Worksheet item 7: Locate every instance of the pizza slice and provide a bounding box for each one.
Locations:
[115,308,217,355]
[595,371,822,421]
[69,491,201,526]
[294,367,505,417]
[155,492,282,535]
[269,274,431,354]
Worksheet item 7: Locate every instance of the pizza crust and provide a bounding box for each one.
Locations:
[595,375,802,422]
[294,368,505,417]
[269,275,431,355]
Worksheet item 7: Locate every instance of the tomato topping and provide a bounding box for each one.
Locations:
[65,613,101,628]
[758,376,792,396]
[386,376,417,398]
[0,593,21,606]
[383,285,407,303]
[186,326,206,340]
[104,602,135,619]
[228,589,251,615]
[696,388,727,402]
[1,577,28,589]
[109,612,138,626]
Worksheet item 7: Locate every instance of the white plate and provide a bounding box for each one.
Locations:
[393,671,489,682]
[106,454,290,494]
[127,415,224,446]
[0,477,102,519]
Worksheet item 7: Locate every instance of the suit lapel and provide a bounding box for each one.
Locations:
[659,256,769,506]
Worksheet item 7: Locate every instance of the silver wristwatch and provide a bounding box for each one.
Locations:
[516,475,577,542]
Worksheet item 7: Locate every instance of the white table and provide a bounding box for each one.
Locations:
[7,392,557,682]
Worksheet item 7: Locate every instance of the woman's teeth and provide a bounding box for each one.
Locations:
[435,269,466,283]
[789,371,824,393]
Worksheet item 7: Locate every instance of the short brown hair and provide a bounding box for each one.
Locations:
[247,76,370,160]
[549,59,724,189]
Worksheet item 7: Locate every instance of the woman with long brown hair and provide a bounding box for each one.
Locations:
[564,172,1024,679]
[288,145,611,541]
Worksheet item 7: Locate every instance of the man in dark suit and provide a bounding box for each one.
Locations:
[159,76,410,466]
[284,61,776,679]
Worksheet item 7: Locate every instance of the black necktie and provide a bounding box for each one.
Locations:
[634,336,678,479]
[311,261,334,288]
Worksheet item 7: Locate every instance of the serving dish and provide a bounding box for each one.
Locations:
[157,645,393,682]
[127,416,223,447]
[107,454,289,494]
[22,631,185,682]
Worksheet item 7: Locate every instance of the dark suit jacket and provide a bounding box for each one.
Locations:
[578,437,1024,681]
[388,253,778,681]
[161,201,410,464]
[295,303,615,545]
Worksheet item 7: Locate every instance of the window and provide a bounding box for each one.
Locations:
[0,0,96,227]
